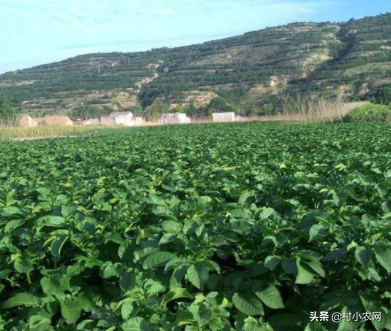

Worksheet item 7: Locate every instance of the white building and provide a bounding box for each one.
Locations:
[35,115,74,126]
[83,118,101,125]
[212,112,236,123]
[133,117,146,126]
[18,115,38,128]
[101,112,136,126]
[100,116,116,126]
[161,113,191,125]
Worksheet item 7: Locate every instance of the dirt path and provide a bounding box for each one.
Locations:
[135,63,160,91]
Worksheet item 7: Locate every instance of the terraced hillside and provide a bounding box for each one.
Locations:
[0,53,159,114]
[291,14,391,97]
[0,13,390,115]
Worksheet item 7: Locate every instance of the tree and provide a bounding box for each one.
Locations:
[145,102,168,121]
[126,105,144,117]
[243,101,262,116]
[0,93,16,124]
[186,100,197,117]
[172,104,186,113]
[262,103,275,116]
[207,97,235,115]
[372,86,391,105]
[70,105,107,120]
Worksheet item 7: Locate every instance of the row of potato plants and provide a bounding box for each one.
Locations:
[0,122,390,330]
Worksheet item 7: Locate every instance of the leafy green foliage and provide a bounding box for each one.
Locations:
[0,122,390,330]
[171,104,186,114]
[0,93,15,123]
[70,105,112,120]
[369,86,391,105]
[344,103,391,123]
[145,102,168,120]
[207,97,235,114]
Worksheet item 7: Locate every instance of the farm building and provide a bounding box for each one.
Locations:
[161,113,191,125]
[112,112,134,126]
[212,112,236,123]
[35,115,74,126]
[100,112,139,126]
[18,115,38,128]
[100,116,116,126]
[133,117,146,126]
[83,118,101,125]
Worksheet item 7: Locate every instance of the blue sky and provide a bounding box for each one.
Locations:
[0,0,390,74]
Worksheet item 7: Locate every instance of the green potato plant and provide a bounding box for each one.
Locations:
[0,122,390,330]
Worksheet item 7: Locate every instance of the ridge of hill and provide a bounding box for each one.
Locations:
[1,13,390,116]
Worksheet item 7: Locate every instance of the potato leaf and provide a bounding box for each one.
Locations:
[256,286,284,309]
[143,251,177,269]
[2,293,39,309]
[122,317,150,331]
[60,299,82,324]
[375,247,391,273]
[232,292,264,316]
[187,263,209,290]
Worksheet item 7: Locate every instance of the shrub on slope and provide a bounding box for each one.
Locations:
[344,103,391,123]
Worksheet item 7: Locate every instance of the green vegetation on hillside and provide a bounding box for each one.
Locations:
[0,93,15,124]
[344,103,391,123]
[369,86,391,105]
[1,13,390,116]
[295,14,391,98]
[0,122,391,330]
[207,97,236,114]
[69,105,112,121]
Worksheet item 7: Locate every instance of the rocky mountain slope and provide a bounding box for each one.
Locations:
[0,13,390,115]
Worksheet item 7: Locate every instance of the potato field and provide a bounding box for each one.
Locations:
[0,122,390,330]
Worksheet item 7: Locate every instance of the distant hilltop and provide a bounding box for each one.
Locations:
[0,13,390,117]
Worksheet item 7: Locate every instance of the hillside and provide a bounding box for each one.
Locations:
[0,13,390,116]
